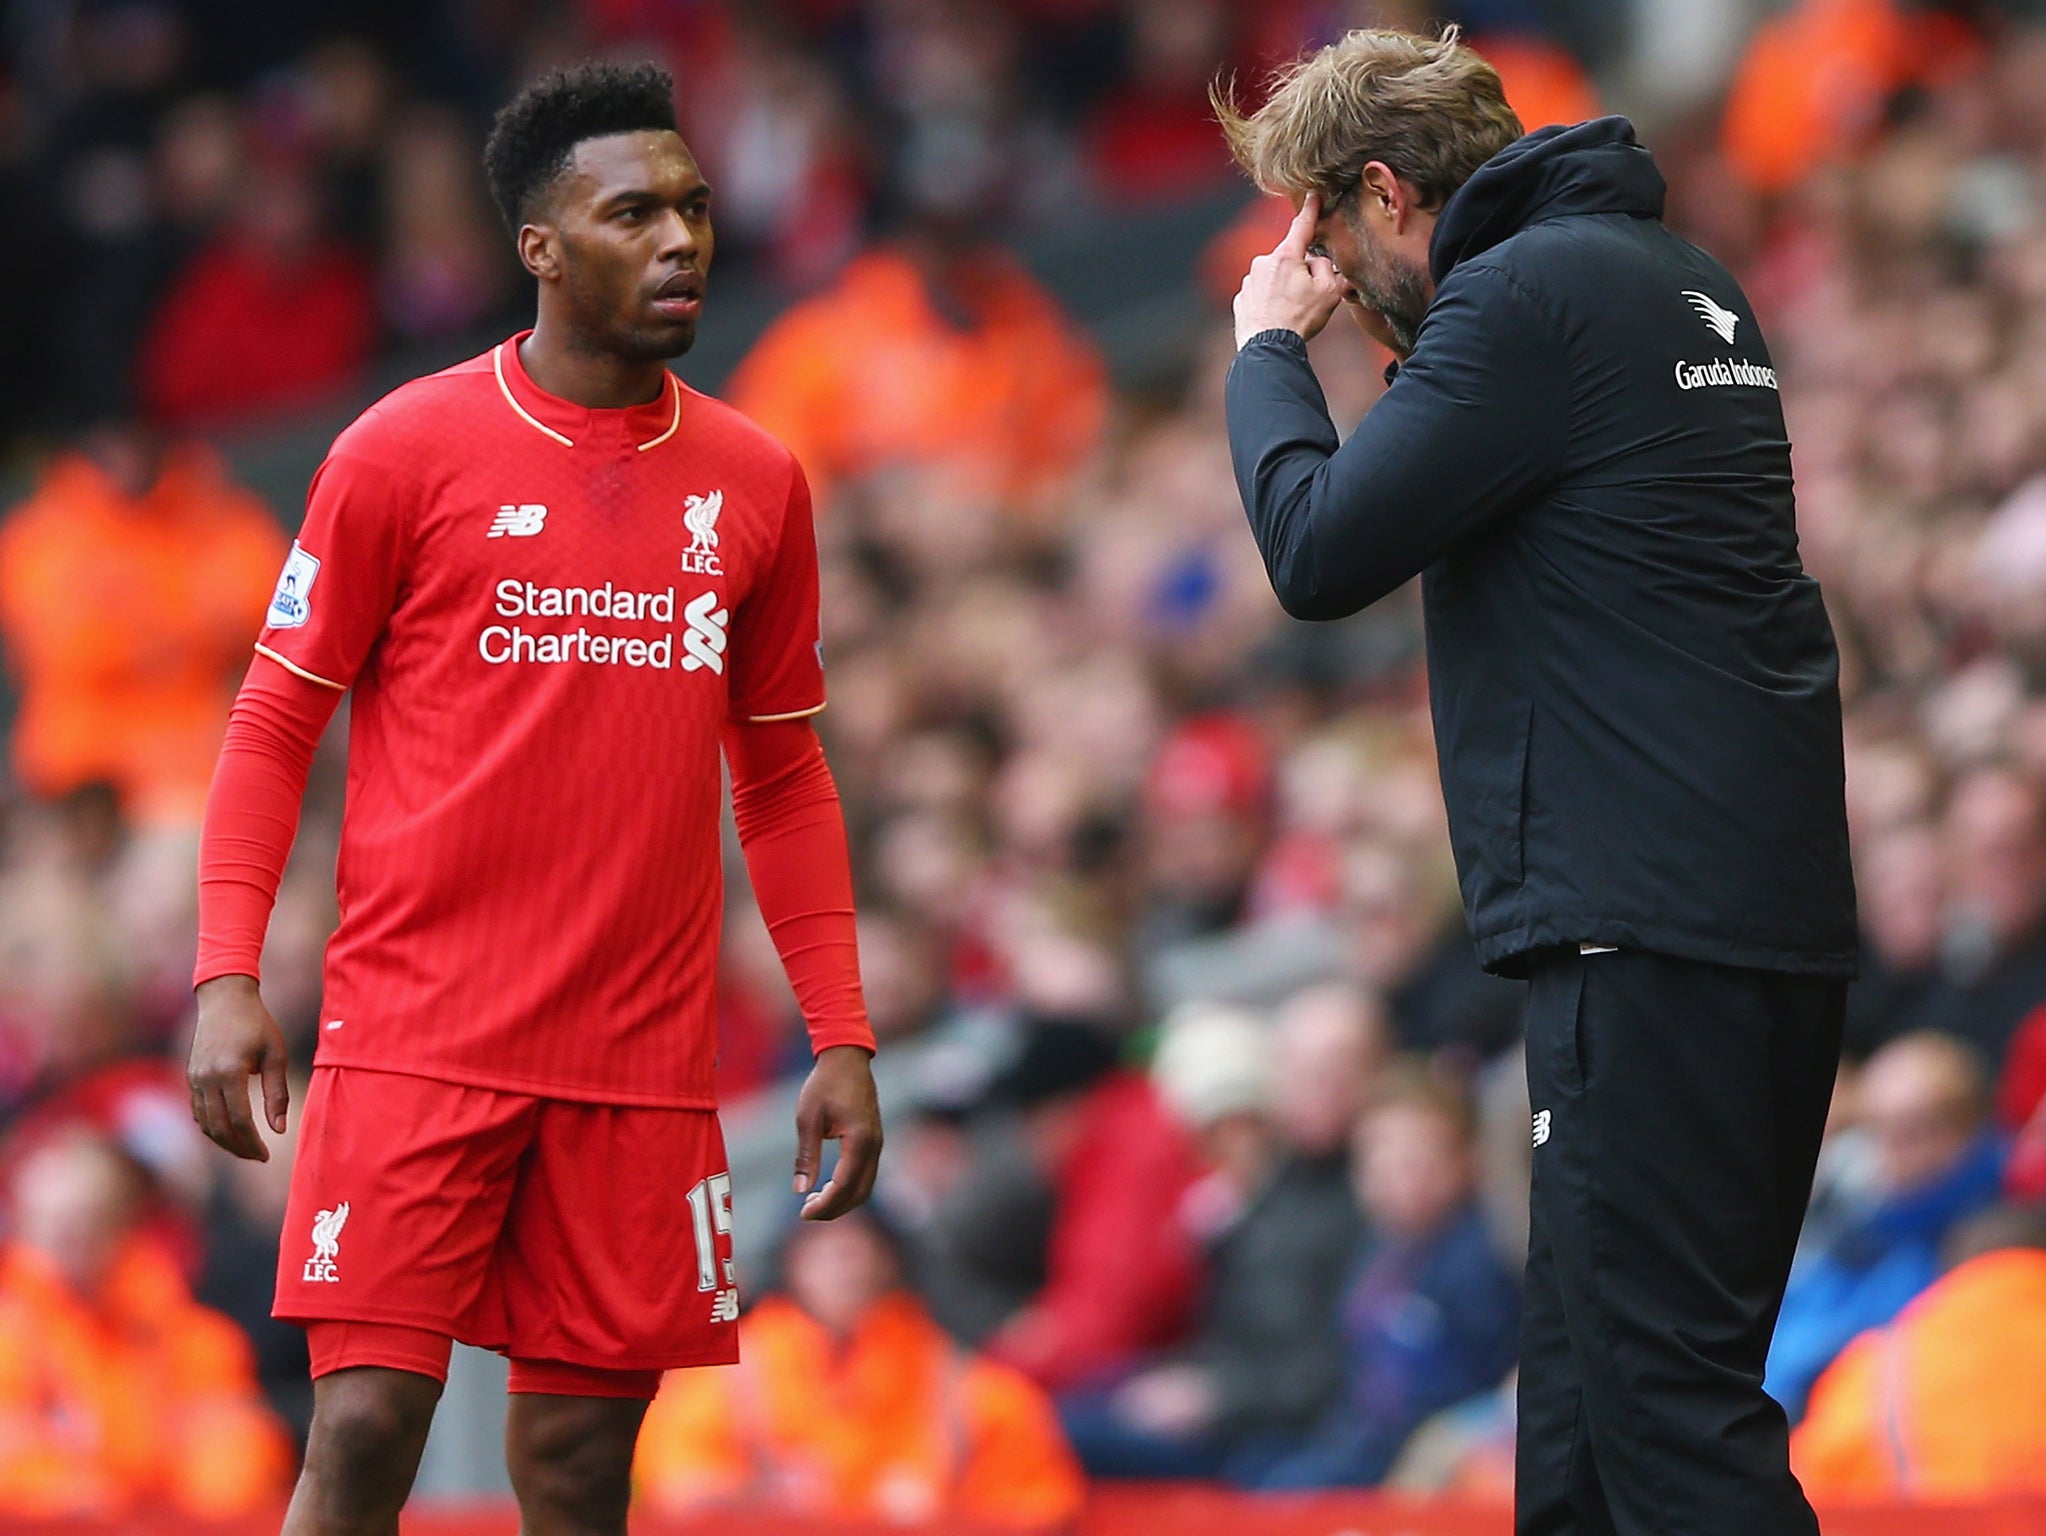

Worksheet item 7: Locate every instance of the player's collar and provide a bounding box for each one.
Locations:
[493,331,682,452]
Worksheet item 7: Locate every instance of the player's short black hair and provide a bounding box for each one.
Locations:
[483,60,679,231]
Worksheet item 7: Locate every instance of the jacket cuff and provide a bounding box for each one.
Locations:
[1239,327,1311,355]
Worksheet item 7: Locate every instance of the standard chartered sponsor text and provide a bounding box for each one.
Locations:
[481,579,678,668]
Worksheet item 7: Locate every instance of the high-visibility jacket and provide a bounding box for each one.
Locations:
[0,445,284,821]
[0,1239,293,1516]
[636,1293,1085,1530]
[726,248,1105,515]
[1793,1249,2046,1499]
[1721,0,1980,195]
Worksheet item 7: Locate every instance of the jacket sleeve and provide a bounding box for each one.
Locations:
[1225,265,1570,620]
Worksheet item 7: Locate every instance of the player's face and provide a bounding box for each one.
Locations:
[546,130,715,361]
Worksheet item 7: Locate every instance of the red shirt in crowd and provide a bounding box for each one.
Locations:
[207,335,852,1105]
[987,1071,1203,1389]
[138,237,376,430]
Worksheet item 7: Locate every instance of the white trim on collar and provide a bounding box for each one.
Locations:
[636,374,682,452]
[494,343,681,452]
[494,343,575,448]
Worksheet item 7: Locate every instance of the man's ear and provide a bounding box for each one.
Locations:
[517,222,560,283]
[1357,161,1422,233]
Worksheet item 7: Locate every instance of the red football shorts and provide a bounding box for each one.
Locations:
[276,1066,741,1386]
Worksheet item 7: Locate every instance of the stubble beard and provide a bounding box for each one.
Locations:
[607,312,696,362]
[561,259,698,362]
[1354,252,1430,356]
[1345,212,1431,355]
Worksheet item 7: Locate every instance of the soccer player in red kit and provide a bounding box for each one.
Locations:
[185,62,882,1535]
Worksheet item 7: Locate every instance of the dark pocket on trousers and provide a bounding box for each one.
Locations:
[1526,956,1590,1100]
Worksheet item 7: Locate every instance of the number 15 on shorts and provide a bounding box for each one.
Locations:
[686,1174,740,1324]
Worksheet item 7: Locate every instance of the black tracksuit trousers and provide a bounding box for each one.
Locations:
[1516,948,1846,1536]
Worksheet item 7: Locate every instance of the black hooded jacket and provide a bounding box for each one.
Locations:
[1226,118,1856,978]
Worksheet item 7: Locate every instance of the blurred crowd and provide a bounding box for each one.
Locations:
[6,0,2046,1523]
[0,0,1599,442]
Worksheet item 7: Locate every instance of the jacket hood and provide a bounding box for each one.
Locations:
[1430,116,1666,283]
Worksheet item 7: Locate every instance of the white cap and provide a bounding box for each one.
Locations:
[1151,1002,1274,1129]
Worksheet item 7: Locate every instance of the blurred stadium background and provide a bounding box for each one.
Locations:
[4,0,2046,1529]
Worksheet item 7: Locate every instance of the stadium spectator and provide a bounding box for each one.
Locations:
[1719,0,1981,196]
[1901,766,2046,1069]
[1847,819,1944,1056]
[671,19,869,289]
[635,1206,1085,1529]
[1058,1000,1365,1476]
[0,415,285,823]
[1249,1064,1519,1490]
[892,949,1139,1352]
[0,796,127,1118]
[195,1071,313,1444]
[1337,839,1521,1062]
[136,144,376,428]
[1791,1204,2046,1499]
[1135,714,1273,957]
[1768,1031,2009,1420]
[0,1131,291,1516]
[1464,33,1599,134]
[981,1018,1205,1391]
[1080,0,1238,204]
[724,211,1107,515]
[0,1057,214,1275]
[36,1,195,428]
[2002,1005,2046,1199]
[1268,979,1392,1158]
[375,102,510,341]
[1790,1058,1883,1281]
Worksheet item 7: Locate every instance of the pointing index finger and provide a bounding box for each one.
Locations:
[1277,192,1321,258]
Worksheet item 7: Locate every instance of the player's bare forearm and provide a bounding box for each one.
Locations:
[793,1044,882,1220]
[188,974,291,1161]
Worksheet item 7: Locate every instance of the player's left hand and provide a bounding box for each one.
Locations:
[793,1044,882,1221]
[1234,192,1351,350]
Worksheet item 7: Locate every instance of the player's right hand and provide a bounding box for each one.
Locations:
[188,974,291,1162]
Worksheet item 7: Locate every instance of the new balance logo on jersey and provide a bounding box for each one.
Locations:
[487,504,548,538]
[711,1289,740,1324]
[303,1201,350,1283]
[681,489,723,575]
[1532,1110,1553,1149]
[680,590,728,674]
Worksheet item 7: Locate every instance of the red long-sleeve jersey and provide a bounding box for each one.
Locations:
[196,335,873,1105]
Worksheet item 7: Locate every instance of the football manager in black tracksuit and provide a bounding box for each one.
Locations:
[1219,29,1856,1536]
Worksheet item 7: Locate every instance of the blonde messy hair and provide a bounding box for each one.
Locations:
[1213,27,1523,213]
